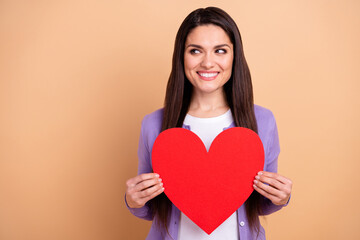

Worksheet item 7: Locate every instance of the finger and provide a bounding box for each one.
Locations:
[127,173,160,187]
[253,178,282,197]
[255,175,283,191]
[253,184,282,205]
[142,185,165,203]
[126,182,163,208]
[258,171,291,185]
[134,177,162,192]
[139,182,164,199]
[254,179,290,205]
[258,171,293,195]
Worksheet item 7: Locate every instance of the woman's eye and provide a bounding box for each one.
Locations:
[190,49,200,54]
[216,49,227,54]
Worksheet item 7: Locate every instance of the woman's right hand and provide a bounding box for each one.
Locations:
[125,173,164,208]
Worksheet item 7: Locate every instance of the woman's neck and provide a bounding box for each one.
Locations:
[188,89,229,118]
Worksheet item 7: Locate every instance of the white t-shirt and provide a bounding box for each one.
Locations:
[178,109,239,240]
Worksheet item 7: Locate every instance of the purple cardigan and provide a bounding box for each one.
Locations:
[126,105,288,240]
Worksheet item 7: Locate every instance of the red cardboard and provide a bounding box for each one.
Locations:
[152,127,264,234]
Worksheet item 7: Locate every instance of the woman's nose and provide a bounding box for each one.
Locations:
[200,53,215,69]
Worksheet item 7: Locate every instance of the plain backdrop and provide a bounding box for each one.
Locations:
[1,0,359,239]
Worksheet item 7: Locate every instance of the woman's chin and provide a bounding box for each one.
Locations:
[193,86,224,95]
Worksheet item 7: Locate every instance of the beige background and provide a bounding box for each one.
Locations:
[1,0,359,239]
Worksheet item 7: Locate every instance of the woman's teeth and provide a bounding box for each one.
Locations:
[198,72,218,77]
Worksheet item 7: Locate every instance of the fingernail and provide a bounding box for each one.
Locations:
[160,182,163,186]
[155,173,159,177]
[253,184,257,188]
[162,187,165,191]
[254,180,258,184]
[258,171,263,175]
[255,175,260,180]
[158,178,162,182]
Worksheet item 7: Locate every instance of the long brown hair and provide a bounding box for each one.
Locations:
[151,6,262,235]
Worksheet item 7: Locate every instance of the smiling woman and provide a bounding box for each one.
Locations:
[125,6,292,240]
[184,25,234,109]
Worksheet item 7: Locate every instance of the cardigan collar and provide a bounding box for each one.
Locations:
[182,121,236,131]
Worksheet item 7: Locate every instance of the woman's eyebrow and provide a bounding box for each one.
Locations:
[185,44,232,49]
[185,44,203,49]
[214,44,231,49]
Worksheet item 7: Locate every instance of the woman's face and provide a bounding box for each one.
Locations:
[184,24,234,96]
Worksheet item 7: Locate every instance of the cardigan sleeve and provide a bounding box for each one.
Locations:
[259,112,290,215]
[125,117,154,221]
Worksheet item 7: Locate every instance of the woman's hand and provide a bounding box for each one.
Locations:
[253,171,292,206]
[125,173,164,208]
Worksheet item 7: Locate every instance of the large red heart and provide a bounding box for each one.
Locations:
[152,127,264,234]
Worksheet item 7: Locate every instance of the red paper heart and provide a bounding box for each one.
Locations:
[152,127,264,234]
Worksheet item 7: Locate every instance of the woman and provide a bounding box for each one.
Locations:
[125,7,292,240]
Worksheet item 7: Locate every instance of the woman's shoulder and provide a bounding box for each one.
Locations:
[254,104,275,119]
[254,104,277,137]
[142,108,164,127]
[254,104,276,125]
[140,108,164,144]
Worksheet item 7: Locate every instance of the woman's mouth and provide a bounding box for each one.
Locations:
[197,71,219,81]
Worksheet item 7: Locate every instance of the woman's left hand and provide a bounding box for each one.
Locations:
[253,171,292,206]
